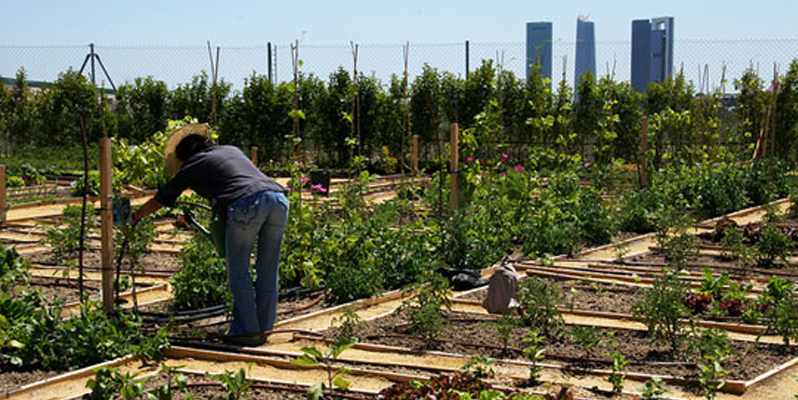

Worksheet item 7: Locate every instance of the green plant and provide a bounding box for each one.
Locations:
[400,273,452,343]
[518,277,565,337]
[697,347,730,400]
[756,223,793,268]
[698,268,730,300]
[607,351,629,393]
[171,234,231,310]
[86,367,146,400]
[331,307,367,342]
[632,268,691,356]
[146,365,194,400]
[43,204,97,267]
[687,327,735,363]
[569,326,615,357]
[765,290,798,345]
[638,377,669,400]
[720,227,758,268]
[208,369,254,400]
[479,314,520,355]
[292,337,357,397]
[115,217,158,304]
[70,174,100,197]
[522,330,546,386]
[6,176,25,188]
[461,356,497,379]
[1,300,168,370]
[661,226,698,269]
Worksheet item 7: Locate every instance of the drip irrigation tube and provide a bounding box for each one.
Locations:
[137,288,323,322]
[361,333,696,368]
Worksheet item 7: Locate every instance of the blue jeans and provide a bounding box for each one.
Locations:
[225,190,289,335]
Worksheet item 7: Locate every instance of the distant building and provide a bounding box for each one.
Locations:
[526,22,553,83]
[575,16,596,84]
[631,16,675,92]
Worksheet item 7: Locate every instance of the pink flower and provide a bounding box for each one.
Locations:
[466,156,474,163]
[300,177,310,183]
[502,153,509,161]
[310,184,328,193]
[285,186,292,192]
[513,165,525,171]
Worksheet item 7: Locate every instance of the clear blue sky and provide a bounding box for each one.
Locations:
[3,0,797,46]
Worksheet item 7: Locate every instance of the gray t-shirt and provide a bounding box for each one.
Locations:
[155,145,285,217]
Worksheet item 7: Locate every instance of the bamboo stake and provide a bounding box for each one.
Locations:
[250,146,259,166]
[99,138,114,313]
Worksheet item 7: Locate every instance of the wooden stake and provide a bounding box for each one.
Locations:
[640,116,649,188]
[412,135,419,175]
[450,123,459,210]
[250,146,259,166]
[0,165,6,225]
[99,138,115,313]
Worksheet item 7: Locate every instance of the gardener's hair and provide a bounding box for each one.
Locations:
[176,134,213,161]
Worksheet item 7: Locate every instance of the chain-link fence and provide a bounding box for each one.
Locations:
[2,39,798,91]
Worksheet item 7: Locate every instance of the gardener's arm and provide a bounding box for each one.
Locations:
[132,197,163,225]
[133,172,189,225]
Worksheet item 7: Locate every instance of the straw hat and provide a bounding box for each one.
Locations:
[163,123,210,176]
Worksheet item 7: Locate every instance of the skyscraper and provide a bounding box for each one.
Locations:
[631,17,675,92]
[575,16,596,83]
[526,22,553,83]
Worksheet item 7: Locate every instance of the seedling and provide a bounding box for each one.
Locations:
[606,351,629,394]
[331,306,367,342]
[638,377,669,400]
[479,314,520,355]
[460,356,496,379]
[697,348,730,400]
[147,365,194,400]
[569,326,615,357]
[522,330,546,386]
[85,367,145,400]
[292,337,357,397]
[208,368,253,400]
[44,204,97,268]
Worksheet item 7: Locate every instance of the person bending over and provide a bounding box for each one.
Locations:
[133,124,288,346]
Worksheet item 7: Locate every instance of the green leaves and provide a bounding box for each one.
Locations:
[291,337,358,395]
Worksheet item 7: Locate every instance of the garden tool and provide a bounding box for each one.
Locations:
[181,207,227,258]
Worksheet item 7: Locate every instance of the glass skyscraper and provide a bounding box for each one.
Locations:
[575,16,596,84]
[631,17,675,92]
[526,21,553,83]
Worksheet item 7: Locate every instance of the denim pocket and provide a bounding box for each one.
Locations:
[229,195,261,227]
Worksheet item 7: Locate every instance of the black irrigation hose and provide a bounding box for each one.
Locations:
[142,309,228,325]
[169,328,323,345]
[137,287,323,319]
[138,303,227,318]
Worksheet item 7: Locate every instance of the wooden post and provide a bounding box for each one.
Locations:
[250,146,259,166]
[450,123,459,210]
[0,165,6,225]
[640,116,649,188]
[411,135,419,175]
[99,138,115,313]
